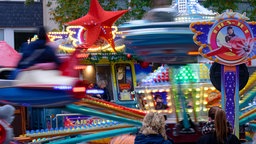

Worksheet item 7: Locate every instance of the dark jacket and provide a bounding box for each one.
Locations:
[135,134,172,144]
[197,133,240,144]
[102,87,110,101]
[17,40,61,69]
[93,84,111,102]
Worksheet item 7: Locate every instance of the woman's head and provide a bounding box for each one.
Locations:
[140,112,167,140]
[208,106,221,120]
[214,108,228,144]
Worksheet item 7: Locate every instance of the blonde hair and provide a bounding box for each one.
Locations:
[215,109,228,144]
[140,112,167,140]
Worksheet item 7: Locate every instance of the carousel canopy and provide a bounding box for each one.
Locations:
[119,0,216,64]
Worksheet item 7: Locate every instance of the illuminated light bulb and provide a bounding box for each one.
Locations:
[196,108,200,112]
[196,94,200,98]
[203,101,207,104]
[188,109,193,113]
[147,96,152,100]
[204,94,208,98]
[166,89,170,92]
[204,87,209,91]
[196,101,200,105]
[196,88,201,91]
[203,108,208,111]
[188,88,192,91]
[210,87,216,90]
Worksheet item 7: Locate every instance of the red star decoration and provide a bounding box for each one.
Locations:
[67,0,128,51]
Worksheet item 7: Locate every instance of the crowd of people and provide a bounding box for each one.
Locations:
[133,106,241,144]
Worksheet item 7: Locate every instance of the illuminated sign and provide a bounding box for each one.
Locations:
[86,89,104,94]
[48,26,125,53]
[191,10,256,66]
[208,19,253,65]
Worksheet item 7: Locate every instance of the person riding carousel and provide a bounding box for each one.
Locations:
[12,26,78,86]
[17,26,61,71]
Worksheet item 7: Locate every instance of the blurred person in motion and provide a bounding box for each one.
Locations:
[17,26,61,70]
[10,26,61,79]
[197,108,240,144]
[135,112,173,144]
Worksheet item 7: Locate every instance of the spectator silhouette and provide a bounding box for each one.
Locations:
[202,106,233,135]
[94,80,110,102]
[135,112,173,144]
[197,107,240,144]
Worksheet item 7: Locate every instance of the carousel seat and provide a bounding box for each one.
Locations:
[14,70,78,87]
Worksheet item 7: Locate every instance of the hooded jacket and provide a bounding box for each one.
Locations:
[134,134,172,144]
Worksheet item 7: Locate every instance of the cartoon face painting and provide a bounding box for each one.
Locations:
[207,19,255,65]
